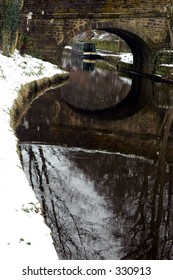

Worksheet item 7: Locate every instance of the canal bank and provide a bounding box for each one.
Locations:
[0,50,68,271]
[117,49,173,81]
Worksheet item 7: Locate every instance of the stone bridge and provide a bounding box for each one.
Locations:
[20,0,169,72]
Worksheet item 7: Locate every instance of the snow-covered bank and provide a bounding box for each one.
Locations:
[97,51,133,64]
[0,50,67,267]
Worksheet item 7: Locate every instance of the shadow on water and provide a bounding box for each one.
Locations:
[61,54,150,120]
[62,74,150,121]
[61,60,130,111]
[16,53,173,259]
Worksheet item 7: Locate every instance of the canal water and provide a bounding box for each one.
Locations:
[16,52,173,260]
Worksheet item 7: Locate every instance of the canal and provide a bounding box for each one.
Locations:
[16,52,173,260]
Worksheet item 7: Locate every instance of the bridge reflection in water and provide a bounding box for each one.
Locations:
[16,57,173,260]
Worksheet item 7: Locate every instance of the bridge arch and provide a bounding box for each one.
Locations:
[62,21,157,73]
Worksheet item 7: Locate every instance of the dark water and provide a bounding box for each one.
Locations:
[16,53,173,260]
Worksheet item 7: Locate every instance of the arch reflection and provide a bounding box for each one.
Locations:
[61,55,131,111]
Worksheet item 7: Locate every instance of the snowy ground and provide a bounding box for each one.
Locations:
[0,50,65,272]
[97,50,134,64]
[64,46,133,64]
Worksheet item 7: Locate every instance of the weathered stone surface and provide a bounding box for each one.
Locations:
[21,0,166,15]
[0,1,169,71]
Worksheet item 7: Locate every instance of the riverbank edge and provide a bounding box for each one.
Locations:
[6,71,68,263]
[10,72,69,130]
[103,49,173,80]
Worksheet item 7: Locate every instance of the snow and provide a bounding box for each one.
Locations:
[161,63,173,67]
[0,50,64,271]
[64,45,72,50]
[96,50,134,64]
[118,52,133,64]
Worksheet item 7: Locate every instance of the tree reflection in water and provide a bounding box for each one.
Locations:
[19,134,173,259]
[17,54,173,260]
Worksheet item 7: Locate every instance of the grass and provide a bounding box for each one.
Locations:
[92,39,130,53]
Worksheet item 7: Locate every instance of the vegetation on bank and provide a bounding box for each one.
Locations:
[154,50,173,78]
[71,29,131,54]
[0,0,24,56]
[92,39,130,53]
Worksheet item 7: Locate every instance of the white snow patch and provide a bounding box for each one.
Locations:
[97,51,133,64]
[160,63,173,67]
[118,52,133,64]
[64,45,72,50]
[0,50,64,269]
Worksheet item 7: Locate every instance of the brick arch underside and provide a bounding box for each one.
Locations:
[65,22,156,73]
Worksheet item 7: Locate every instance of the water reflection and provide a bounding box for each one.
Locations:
[123,107,173,259]
[152,82,173,109]
[61,56,131,111]
[19,144,173,259]
[16,76,153,155]
[61,53,151,119]
[16,53,173,260]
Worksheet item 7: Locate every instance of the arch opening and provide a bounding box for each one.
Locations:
[62,29,133,70]
[97,27,153,73]
[62,22,155,74]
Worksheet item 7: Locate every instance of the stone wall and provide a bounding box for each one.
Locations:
[18,14,167,70]
[0,0,168,69]
[22,0,166,15]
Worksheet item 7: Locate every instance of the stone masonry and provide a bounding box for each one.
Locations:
[5,1,170,71]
